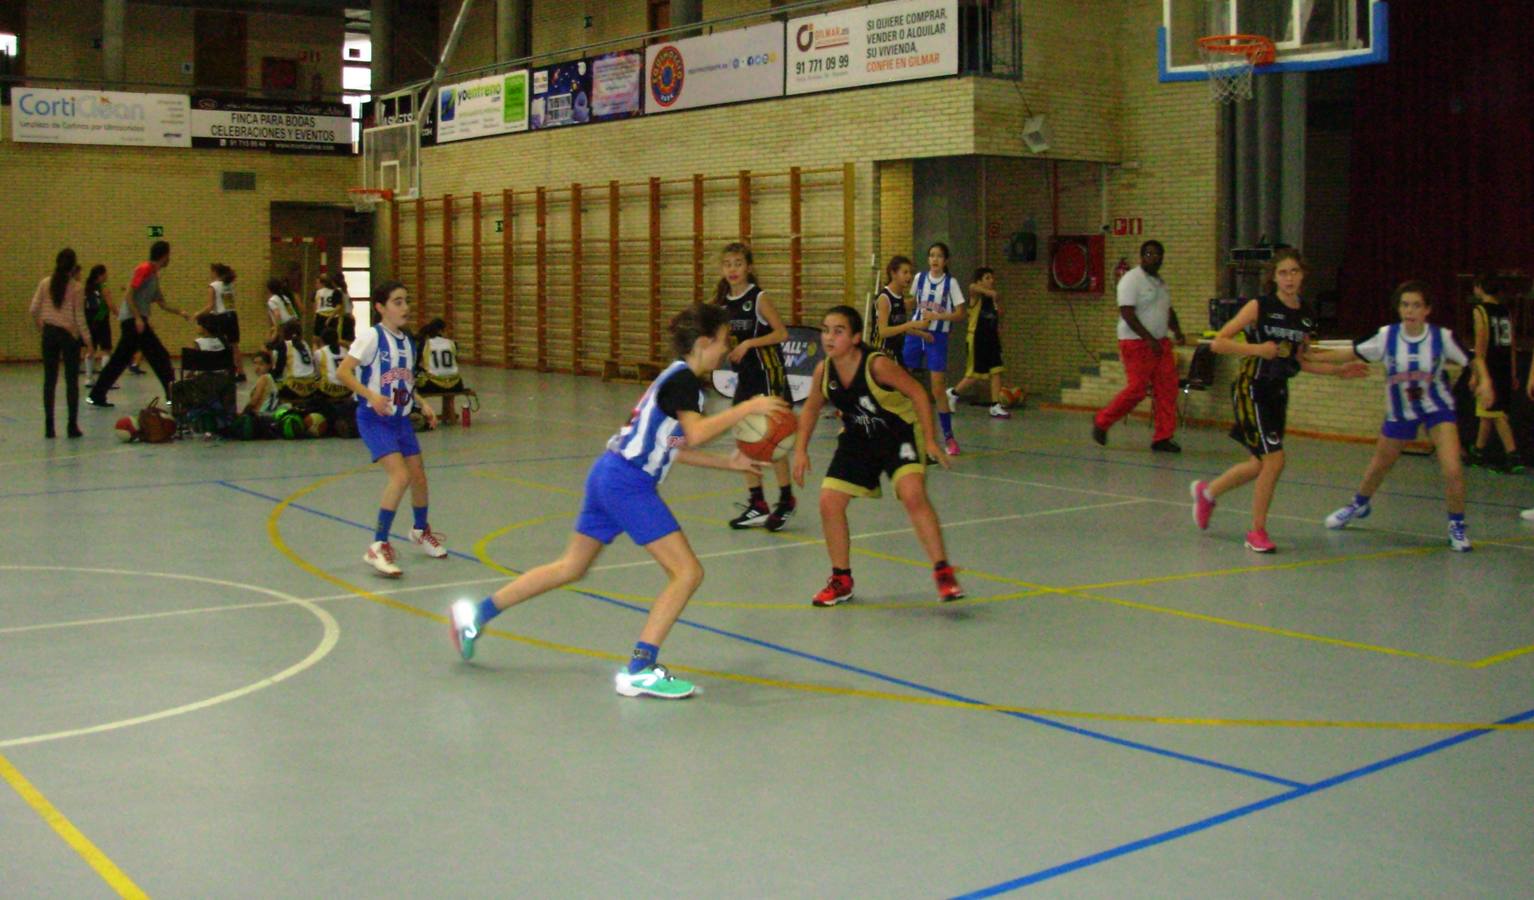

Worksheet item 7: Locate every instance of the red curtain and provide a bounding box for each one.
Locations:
[1338,0,1534,334]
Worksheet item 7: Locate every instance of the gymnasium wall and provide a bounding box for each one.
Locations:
[21,1,345,97]
[0,107,355,362]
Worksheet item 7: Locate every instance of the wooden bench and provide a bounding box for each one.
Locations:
[601,358,668,383]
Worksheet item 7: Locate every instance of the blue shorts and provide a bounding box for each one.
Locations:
[575,452,680,547]
[1381,409,1456,441]
[902,331,950,372]
[356,408,422,462]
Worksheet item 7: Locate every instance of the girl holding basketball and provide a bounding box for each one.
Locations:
[450,303,785,699]
[793,305,961,606]
[870,255,931,359]
[336,281,444,578]
[1190,249,1367,553]
[902,242,967,455]
[1308,281,1486,551]
[714,242,797,531]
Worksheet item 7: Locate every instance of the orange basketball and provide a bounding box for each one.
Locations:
[733,409,798,462]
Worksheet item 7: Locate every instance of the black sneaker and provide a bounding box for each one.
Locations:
[728,501,771,529]
[766,496,797,532]
[86,395,114,408]
[128,364,145,375]
[1092,424,1108,446]
[1151,439,1182,453]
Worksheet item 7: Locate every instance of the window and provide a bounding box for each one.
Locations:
[344,34,372,63]
[0,34,18,57]
[339,25,372,152]
[343,65,371,92]
[342,246,371,322]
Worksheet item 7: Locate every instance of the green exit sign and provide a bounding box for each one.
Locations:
[495,219,504,233]
[147,225,165,238]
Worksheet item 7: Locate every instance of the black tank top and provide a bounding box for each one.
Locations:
[1475,302,1513,372]
[823,348,917,435]
[874,287,908,356]
[1240,294,1315,382]
[84,285,106,323]
[721,284,783,378]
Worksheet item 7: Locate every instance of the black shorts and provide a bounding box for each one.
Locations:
[733,361,790,404]
[965,323,1004,377]
[88,318,113,351]
[1229,377,1288,457]
[824,419,927,498]
[212,311,241,345]
[1479,360,1512,415]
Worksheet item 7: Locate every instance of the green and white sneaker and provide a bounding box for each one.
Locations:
[449,600,480,661]
[615,664,696,699]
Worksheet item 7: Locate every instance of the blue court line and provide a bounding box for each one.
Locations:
[961,440,1534,512]
[953,702,1534,897]
[218,480,1302,790]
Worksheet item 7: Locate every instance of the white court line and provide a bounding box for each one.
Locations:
[948,470,1534,550]
[0,598,316,636]
[0,566,339,749]
[587,498,1148,572]
[300,575,508,604]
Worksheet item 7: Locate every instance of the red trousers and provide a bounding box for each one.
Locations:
[1094,338,1178,442]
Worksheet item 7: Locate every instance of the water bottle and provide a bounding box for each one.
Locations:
[460,406,470,428]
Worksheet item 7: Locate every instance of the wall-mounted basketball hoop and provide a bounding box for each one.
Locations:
[347,187,393,213]
[1196,34,1277,104]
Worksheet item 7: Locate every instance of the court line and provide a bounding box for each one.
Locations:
[0,597,340,635]
[243,478,1307,785]
[0,567,340,749]
[0,750,148,899]
[953,702,1534,897]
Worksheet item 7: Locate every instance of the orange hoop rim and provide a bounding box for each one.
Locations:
[1197,34,1277,66]
[346,187,394,201]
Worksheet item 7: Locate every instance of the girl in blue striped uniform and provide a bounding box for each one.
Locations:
[337,281,444,578]
[901,242,967,455]
[1310,282,1490,551]
[450,303,787,699]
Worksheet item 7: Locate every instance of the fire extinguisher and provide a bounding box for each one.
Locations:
[1113,256,1131,284]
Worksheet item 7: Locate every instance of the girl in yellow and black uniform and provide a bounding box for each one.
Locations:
[792,305,961,607]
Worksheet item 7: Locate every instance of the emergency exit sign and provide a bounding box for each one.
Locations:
[147,225,165,238]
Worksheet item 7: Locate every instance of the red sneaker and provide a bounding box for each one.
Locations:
[934,564,965,602]
[811,574,854,607]
[1244,529,1277,553]
[1191,480,1216,530]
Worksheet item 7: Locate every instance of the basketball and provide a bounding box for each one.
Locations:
[276,409,304,439]
[114,416,137,443]
[304,412,329,438]
[733,409,797,462]
[999,386,1026,409]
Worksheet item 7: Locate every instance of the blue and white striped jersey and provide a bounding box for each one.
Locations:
[1354,323,1467,423]
[347,324,417,417]
[910,271,965,335]
[605,360,704,483]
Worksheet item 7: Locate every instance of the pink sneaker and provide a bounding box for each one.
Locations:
[1244,529,1276,553]
[1191,481,1215,530]
[945,436,961,456]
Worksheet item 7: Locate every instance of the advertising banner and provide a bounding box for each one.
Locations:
[531,60,593,131]
[787,0,959,96]
[11,88,190,147]
[191,96,351,153]
[436,70,530,143]
[645,21,784,115]
[591,51,643,121]
[711,325,823,403]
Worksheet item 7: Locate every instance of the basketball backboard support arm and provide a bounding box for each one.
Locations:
[416,0,478,134]
[1160,0,1388,82]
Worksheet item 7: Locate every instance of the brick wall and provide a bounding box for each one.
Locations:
[0,108,354,361]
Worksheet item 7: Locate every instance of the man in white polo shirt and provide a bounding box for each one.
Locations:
[1092,240,1186,452]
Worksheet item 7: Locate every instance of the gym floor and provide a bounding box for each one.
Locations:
[3,363,1532,897]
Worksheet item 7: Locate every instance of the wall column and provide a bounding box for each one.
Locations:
[496,0,529,61]
[672,0,703,36]
[102,0,125,84]
[371,0,392,90]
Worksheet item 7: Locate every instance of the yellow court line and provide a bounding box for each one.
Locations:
[265,474,1534,730]
[0,751,148,899]
[1071,545,1441,592]
[470,470,584,497]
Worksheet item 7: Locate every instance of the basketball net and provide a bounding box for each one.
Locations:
[1197,35,1276,104]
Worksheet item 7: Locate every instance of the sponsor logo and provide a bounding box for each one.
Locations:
[650,46,685,107]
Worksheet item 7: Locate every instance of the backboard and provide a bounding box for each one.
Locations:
[1160,0,1388,81]
[361,84,428,201]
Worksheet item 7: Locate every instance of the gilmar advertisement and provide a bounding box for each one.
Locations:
[786,0,959,96]
[11,88,190,147]
[644,21,784,115]
[436,71,530,143]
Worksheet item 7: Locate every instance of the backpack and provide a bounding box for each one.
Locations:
[137,398,178,444]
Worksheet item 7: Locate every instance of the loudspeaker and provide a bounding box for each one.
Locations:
[1022,115,1052,154]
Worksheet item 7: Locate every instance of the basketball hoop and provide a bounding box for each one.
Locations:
[347,187,393,213]
[1197,34,1276,104]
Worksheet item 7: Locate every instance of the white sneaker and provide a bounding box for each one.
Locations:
[365,540,402,577]
[989,403,1012,419]
[1448,520,1471,553]
[1522,508,1534,522]
[1325,500,1371,530]
[410,527,448,558]
[945,387,961,407]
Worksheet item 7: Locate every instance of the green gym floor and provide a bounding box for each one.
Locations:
[3,363,1532,897]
